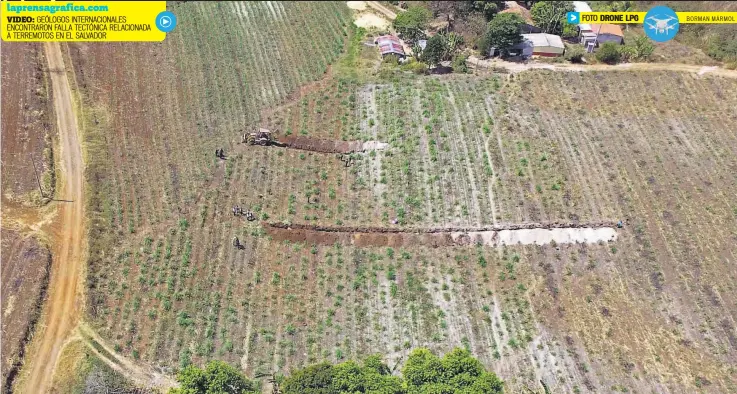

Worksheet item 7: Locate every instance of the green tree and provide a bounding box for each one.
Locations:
[468,372,505,393]
[591,1,634,12]
[452,54,469,73]
[596,41,621,64]
[530,1,574,35]
[440,31,465,59]
[471,1,506,20]
[404,348,504,393]
[170,361,258,394]
[282,356,404,394]
[393,6,432,44]
[281,362,335,394]
[625,35,654,61]
[564,45,584,63]
[421,34,448,68]
[482,13,525,57]
[403,349,445,390]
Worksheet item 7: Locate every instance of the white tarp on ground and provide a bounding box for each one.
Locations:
[452,227,618,246]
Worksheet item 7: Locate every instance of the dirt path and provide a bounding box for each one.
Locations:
[468,56,737,78]
[366,1,397,19]
[76,323,177,390]
[21,42,86,394]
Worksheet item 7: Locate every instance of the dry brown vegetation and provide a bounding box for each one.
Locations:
[1,230,51,391]
[29,1,737,393]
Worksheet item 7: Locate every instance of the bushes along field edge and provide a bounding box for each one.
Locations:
[169,347,504,393]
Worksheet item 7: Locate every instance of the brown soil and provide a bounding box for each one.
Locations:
[0,43,54,203]
[265,224,456,247]
[366,1,397,19]
[267,220,616,233]
[277,135,363,154]
[21,42,87,394]
[264,221,616,247]
[0,230,51,392]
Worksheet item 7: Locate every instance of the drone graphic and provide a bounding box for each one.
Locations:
[645,15,679,35]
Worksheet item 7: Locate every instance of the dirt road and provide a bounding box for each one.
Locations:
[366,1,397,19]
[467,55,737,78]
[21,42,86,394]
[76,323,178,390]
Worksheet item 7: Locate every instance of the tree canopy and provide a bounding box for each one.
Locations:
[428,1,505,21]
[170,361,258,394]
[481,12,525,57]
[169,349,503,394]
[421,34,448,68]
[596,42,622,64]
[530,1,574,36]
[471,1,507,20]
[393,6,432,44]
[282,355,403,394]
[282,348,503,394]
[404,348,503,394]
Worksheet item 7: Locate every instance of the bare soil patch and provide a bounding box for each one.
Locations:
[278,135,363,154]
[346,1,367,11]
[353,13,390,30]
[1,229,51,392]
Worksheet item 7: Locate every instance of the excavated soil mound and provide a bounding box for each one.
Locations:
[279,135,363,154]
[267,221,617,233]
[265,225,456,247]
[264,221,617,247]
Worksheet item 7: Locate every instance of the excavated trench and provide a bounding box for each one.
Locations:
[278,135,362,153]
[252,135,388,154]
[264,221,619,247]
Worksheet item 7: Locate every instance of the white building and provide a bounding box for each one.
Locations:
[521,33,565,57]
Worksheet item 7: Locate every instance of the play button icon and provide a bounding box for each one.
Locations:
[566,12,579,24]
[155,11,177,33]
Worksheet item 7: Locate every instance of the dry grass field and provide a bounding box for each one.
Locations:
[39,1,737,393]
[0,230,51,391]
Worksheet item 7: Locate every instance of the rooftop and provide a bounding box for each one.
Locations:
[522,33,565,49]
[589,24,624,37]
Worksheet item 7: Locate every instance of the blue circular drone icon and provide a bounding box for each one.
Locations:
[156,11,177,33]
[644,6,679,42]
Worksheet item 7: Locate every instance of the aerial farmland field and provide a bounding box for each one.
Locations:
[3,1,737,393]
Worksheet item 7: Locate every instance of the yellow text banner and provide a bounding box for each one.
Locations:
[2,1,168,42]
[579,12,647,24]
[578,12,737,24]
[677,12,737,24]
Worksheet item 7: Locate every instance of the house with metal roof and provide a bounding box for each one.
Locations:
[374,35,406,58]
[521,33,565,57]
[586,24,624,45]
